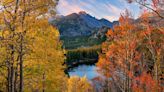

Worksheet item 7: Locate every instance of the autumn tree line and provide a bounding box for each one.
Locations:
[66,45,101,66]
[96,0,164,92]
[0,0,94,92]
[0,0,68,91]
[0,0,163,92]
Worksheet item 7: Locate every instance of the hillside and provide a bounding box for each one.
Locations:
[50,11,116,37]
[50,11,118,49]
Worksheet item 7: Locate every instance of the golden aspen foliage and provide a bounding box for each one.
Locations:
[67,76,93,92]
[0,0,67,92]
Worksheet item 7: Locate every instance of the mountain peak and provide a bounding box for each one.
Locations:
[78,11,87,15]
[51,12,117,37]
[99,18,111,22]
[66,13,79,19]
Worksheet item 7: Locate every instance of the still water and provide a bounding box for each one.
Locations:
[68,65,100,80]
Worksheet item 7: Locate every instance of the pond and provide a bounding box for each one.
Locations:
[68,65,100,80]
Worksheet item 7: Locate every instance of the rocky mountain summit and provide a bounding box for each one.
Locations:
[51,11,118,37]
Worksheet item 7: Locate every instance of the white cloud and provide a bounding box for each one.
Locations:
[104,16,119,22]
[56,0,83,15]
[56,0,131,21]
[105,3,123,16]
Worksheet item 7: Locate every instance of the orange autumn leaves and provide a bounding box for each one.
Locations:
[132,72,159,92]
[97,10,163,91]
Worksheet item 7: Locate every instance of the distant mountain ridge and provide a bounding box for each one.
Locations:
[51,11,118,37]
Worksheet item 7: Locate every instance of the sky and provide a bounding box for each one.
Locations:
[56,0,141,22]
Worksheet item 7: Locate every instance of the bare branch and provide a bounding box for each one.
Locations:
[135,0,164,19]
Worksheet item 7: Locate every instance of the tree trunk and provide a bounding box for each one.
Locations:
[19,34,23,92]
[14,65,18,92]
[11,45,15,92]
[42,72,46,92]
[7,66,11,92]
[19,59,23,92]
[11,66,15,92]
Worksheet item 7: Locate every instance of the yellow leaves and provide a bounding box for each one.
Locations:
[0,47,7,62]
[67,76,93,92]
[22,17,66,91]
[1,30,10,38]
[0,0,64,91]
[1,0,14,5]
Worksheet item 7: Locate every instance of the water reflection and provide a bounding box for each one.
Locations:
[68,65,100,80]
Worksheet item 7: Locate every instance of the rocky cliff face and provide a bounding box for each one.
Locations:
[50,11,117,37]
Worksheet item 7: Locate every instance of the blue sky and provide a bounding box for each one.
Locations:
[56,0,141,21]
